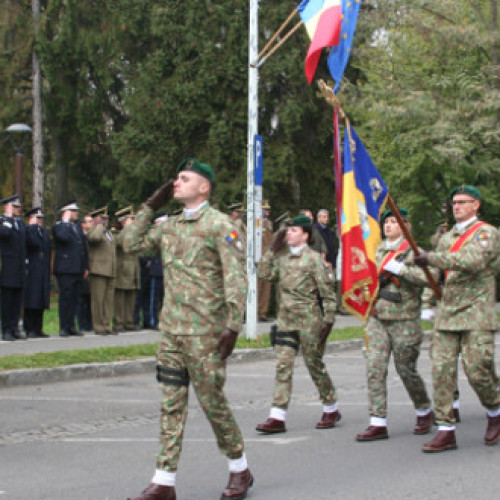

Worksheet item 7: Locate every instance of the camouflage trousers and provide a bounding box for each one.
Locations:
[272,325,336,410]
[365,317,431,418]
[156,334,244,472]
[432,329,500,426]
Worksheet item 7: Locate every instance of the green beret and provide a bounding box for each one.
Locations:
[286,215,312,227]
[381,208,408,223]
[176,158,215,184]
[449,185,481,201]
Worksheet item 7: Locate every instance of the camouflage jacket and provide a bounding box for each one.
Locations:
[426,219,499,331]
[258,246,336,331]
[123,204,247,336]
[377,239,435,320]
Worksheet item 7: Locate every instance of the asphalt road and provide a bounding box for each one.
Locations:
[1,336,499,500]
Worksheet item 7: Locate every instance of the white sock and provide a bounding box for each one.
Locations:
[416,408,432,417]
[228,453,248,473]
[453,400,460,410]
[438,425,455,431]
[269,407,287,421]
[370,416,387,427]
[152,469,176,486]
[486,407,500,418]
[323,402,338,413]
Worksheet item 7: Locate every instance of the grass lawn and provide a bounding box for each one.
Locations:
[2,297,444,372]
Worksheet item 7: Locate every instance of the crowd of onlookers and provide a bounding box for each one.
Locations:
[0,194,164,341]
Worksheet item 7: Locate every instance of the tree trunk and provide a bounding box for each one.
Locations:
[32,0,44,208]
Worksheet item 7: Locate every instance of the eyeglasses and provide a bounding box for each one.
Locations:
[452,199,476,205]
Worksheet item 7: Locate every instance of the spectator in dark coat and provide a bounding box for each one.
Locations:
[24,207,51,338]
[314,209,339,267]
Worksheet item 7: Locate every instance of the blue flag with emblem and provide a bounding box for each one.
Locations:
[327,0,362,93]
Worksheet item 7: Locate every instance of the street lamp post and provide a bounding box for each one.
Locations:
[5,123,32,202]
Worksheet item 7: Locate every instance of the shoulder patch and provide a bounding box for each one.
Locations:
[476,230,492,250]
[225,230,244,252]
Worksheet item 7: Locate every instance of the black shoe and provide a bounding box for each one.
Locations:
[26,331,38,339]
[13,330,27,340]
[36,331,49,338]
[59,329,70,337]
[69,327,84,336]
[2,331,17,341]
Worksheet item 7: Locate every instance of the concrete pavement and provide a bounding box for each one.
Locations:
[1,335,500,499]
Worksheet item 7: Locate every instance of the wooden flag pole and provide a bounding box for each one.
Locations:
[257,8,298,62]
[253,20,304,67]
[386,195,442,300]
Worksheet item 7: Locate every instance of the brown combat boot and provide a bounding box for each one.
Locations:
[484,415,500,445]
[414,411,434,435]
[221,469,254,499]
[422,430,457,453]
[127,483,176,500]
[255,418,286,434]
[315,411,342,429]
[355,426,388,442]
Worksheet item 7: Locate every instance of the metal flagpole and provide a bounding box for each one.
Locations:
[245,0,259,338]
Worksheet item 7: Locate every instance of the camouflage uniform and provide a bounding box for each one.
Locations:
[423,219,500,426]
[365,239,432,418]
[258,246,337,409]
[124,203,247,471]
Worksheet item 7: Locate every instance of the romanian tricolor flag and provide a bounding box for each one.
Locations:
[341,125,388,321]
[297,0,342,84]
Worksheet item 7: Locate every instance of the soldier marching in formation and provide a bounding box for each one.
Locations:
[124,158,253,500]
[413,185,500,452]
[256,215,341,433]
[356,208,433,442]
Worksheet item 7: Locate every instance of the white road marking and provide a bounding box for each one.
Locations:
[60,436,308,445]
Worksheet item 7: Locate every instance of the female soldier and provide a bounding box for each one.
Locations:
[356,209,433,442]
[255,215,341,433]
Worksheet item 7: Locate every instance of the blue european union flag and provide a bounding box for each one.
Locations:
[327,0,362,93]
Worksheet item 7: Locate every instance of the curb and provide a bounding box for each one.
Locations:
[0,335,430,388]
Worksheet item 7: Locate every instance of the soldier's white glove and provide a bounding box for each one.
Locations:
[420,308,435,321]
[383,259,404,276]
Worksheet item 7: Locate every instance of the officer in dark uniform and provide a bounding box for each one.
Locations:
[52,199,88,337]
[24,207,51,338]
[134,256,152,329]
[0,194,26,341]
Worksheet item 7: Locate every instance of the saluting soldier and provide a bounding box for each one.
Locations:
[355,208,433,442]
[228,202,247,247]
[87,206,116,334]
[52,199,88,337]
[24,207,51,338]
[256,215,341,433]
[113,206,140,333]
[124,158,253,500]
[414,185,500,452]
[0,195,26,340]
[258,199,273,321]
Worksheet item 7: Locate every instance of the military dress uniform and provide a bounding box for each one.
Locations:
[0,195,26,340]
[24,208,51,338]
[356,225,433,442]
[258,201,273,321]
[256,220,340,432]
[87,209,116,334]
[52,200,88,336]
[113,223,140,331]
[124,202,247,473]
